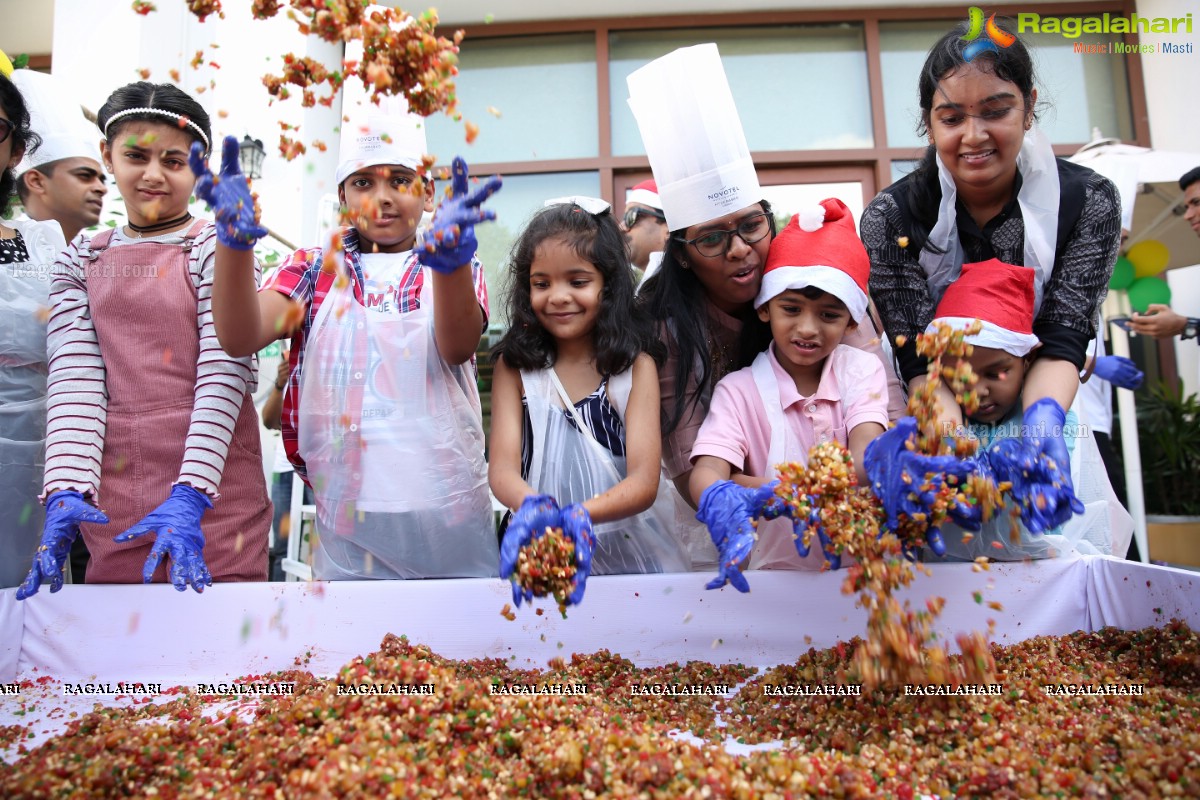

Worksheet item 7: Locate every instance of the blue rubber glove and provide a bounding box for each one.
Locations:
[992,398,1086,534]
[864,417,982,557]
[114,484,214,592]
[983,438,1074,534]
[498,494,561,607]
[16,491,110,600]
[982,438,1039,521]
[1092,355,1144,390]
[189,136,269,251]
[415,156,502,274]
[789,496,842,570]
[696,480,783,593]
[560,503,595,606]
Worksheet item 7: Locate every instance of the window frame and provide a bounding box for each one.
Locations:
[438,1,1145,210]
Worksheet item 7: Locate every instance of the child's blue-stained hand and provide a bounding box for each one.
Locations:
[696,480,780,593]
[1092,355,1144,390]
[114,484,214,593]
[415,156,502,274]
[16,490,109,600]
[189,136,269,252]
[1017,398,1085,533]
[560,504,595,606]
[498,494,560,607]
[985,433,1085,535]
[864,416,983,557]
[790,497,843,570]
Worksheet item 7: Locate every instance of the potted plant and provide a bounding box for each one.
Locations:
[1136,381,1200,566]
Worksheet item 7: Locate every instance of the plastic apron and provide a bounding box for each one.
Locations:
[522,367,688,575]
[667,480,715,572]
[81,224,270,583]
[0,223,54,588]
[297,266,498,579]
[746,352,834,572]
[938,403,1133,562]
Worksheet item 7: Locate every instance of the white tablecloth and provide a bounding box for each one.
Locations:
[2,555,1196,685]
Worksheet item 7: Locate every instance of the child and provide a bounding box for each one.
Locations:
[490,199,688,603]
[931,260,1131,560]
[689,199,890,589]
[192,101,501,581]
[18,82,270,598]
[1,69,65,589]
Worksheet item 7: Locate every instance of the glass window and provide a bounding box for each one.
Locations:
[891,159,919,184]
[879,23,941,149]
[879,21,1133,147]
[472,171,602,324]
[1021,27,1134,143]
[610,26,873,156]
[761,182,866,229]
[423,35,599,164]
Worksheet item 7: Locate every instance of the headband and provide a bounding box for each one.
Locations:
[544,196,611,215]
[102,107,211,153]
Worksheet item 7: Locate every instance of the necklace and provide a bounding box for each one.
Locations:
[127,211,193,238]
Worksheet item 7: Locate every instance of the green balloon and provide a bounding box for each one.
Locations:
[1126,276,1172,313]
[1109,256,1135,290]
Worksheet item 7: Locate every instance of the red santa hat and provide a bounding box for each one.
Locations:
[755,197,870,322]
[625,179,662,211]
[928,260,1039,356]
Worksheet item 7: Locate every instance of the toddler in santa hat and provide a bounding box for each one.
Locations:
[930,261,1101,562]
[931,260,1051,431]
[688,198,890,589]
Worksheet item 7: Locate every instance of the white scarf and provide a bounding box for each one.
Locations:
[918,125,1060,316]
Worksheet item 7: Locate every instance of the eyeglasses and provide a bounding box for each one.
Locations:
[675,212,773,258]
[622,206,665,230]
[0,118,12,146]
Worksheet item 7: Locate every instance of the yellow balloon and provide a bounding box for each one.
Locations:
[0,50,12,79]
[1126,239,1170,278]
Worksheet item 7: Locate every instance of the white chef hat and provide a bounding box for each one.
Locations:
[335,7,428,187]
[626,44,761,232]
[10,70,102,176]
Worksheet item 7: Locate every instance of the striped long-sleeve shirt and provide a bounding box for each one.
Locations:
[41,224,259,502]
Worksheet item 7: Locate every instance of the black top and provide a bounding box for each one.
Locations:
[861,159,1122,383]
[0,231,30,265]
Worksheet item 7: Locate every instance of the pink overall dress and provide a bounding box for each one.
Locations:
[78,222,269,583]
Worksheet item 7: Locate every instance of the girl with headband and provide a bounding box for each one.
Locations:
[17,82,270,598]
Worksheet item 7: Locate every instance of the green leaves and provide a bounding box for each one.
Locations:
[1137,382,1200,516]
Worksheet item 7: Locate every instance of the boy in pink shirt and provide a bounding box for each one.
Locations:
[690,199,889,586]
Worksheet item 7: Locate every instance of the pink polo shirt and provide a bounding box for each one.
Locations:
[691,344,889,572]
[691,344,889,478]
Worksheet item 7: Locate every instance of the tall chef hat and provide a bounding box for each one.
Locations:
[10,69,102,176]
[626,44,761,232]
[334,6,428,187]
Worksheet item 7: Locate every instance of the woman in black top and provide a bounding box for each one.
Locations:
[860,19,1121,532]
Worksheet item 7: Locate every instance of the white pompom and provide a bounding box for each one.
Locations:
[797,205,826,232]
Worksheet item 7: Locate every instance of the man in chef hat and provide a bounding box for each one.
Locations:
[12,69,107,243]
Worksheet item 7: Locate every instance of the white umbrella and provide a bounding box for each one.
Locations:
[1070,132,1200,270]
[1070,133,1200,563]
